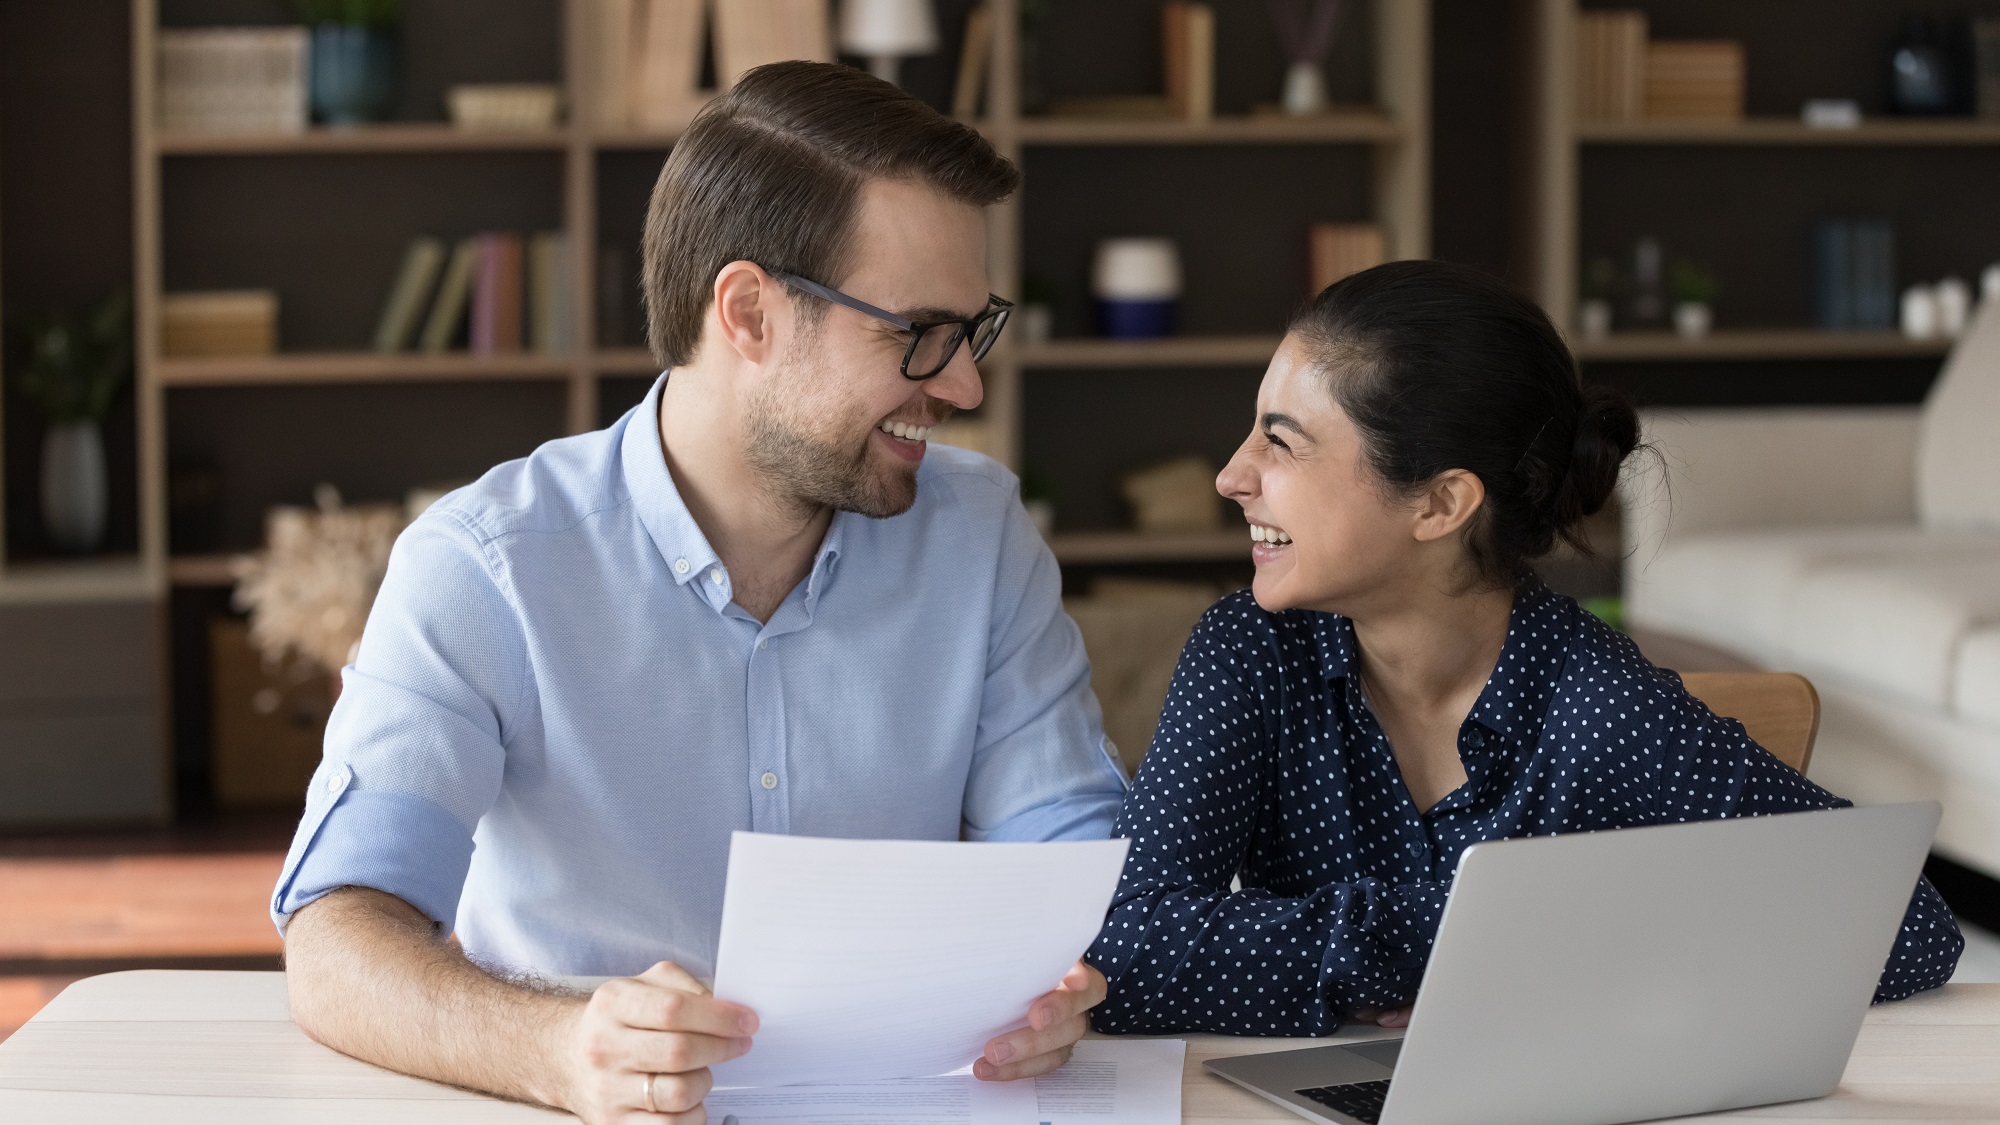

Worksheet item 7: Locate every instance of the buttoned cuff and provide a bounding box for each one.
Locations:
[271,779,476,935]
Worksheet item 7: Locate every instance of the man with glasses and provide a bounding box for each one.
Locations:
[274,61,1125,1124]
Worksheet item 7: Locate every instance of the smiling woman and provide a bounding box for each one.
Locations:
[1085,260,1963,1037]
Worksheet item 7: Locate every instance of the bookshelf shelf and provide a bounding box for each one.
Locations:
[154,123,574,155]
[1020,336,1281,369]
[1572,330,1956,363]
[165,554,244,587]
[1048,529,1248,565]
[1008,110,1402,147]
[594,347,664,374]
[1576,117,2000,147]
[0,558,159,605]
[157,351,578,387]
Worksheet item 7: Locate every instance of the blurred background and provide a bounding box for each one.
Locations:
[5,0,2000,1038]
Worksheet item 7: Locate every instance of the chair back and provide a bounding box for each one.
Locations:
[1680,671,1821,776]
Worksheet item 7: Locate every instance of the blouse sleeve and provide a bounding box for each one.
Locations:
[1086,605,1450,1036]
[1655,685,1964,1001]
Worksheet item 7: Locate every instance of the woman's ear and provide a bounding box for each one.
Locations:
[1410,469,1486,543]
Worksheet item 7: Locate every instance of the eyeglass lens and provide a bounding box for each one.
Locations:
[907,323,969,379]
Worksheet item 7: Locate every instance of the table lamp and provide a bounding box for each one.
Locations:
[839,0,938,85]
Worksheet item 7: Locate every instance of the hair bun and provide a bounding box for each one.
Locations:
[1556,384,1640,521]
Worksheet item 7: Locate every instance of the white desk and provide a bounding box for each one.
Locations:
[1,971,1996,1122]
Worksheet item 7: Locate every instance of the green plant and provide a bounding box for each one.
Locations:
[1670,260,1718,305]
[292,0,402,27]
[13,290,133,425]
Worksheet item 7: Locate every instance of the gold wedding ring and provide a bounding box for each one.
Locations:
[643,1071,658,1113]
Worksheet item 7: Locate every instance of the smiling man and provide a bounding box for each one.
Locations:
[274,62,1126,1124]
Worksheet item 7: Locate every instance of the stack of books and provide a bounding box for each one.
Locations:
[1645,40,1744,120]
[157,28,308,134]
[1162,3,1215,125]
[592,0,831,131]
[1574,10,1647,122]
[161,291,279,357]
[1814,220,1897,331]
[373,233,573,356]
[1308,223,1386,293]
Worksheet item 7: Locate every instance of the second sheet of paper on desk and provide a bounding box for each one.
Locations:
[705,1038,1187,1125]
[709,832,1130,1087]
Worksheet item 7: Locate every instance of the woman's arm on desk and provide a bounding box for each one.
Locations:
[286,886,755,1124]
[1085,611,1447,1037]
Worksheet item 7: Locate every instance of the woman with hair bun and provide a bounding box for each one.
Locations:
[1086,260,1960,1037]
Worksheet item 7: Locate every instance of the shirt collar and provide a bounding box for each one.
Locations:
[1312,579,1579,747]
[620,373,849,613]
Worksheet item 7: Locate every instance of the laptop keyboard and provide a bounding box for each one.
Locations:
[1296,1079,1392,1124]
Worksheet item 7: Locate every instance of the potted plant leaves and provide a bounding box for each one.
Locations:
[14,291,133,554]
[296,0,402,126]
[1670,260,1718,339]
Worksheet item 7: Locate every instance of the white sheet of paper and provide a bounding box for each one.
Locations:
[1032,1039,1186,1125]
[709,833,1130,1087]
[707,1074,1036,1125]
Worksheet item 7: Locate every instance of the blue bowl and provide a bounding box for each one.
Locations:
[1095,298,1177,339]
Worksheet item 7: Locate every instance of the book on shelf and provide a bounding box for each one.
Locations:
[157,27,308,135]
[471,233,526,355]
[528,231,573,353]
[631,0,707,130]
[373,237,447,353]
[951,5,994,120]
[419,239,480,353]
[1977,18,2000,119]
[161,290,279,357]
[1163,3,1215,125]
[1308,222,1385,293]
[1645,40,1743,120]
[713,0,832,91]
[1574,10,1645,122]
[592,0,638,126]
[1814,220,1896,331]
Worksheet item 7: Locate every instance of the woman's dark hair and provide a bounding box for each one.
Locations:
[1289,259,1640,588]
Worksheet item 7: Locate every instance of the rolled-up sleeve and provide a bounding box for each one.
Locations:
[960,482,1126,843]
[271,507,529,934]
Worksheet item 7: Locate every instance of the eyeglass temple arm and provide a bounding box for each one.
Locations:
[770,272,914,330]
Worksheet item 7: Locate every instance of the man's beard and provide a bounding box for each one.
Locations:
[743,336,943,520]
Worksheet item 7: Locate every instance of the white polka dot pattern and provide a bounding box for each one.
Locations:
[1087,583,1964,1036]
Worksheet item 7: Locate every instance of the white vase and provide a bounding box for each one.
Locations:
[1282,61,1328,116]
[1901,284,1940,339]
[41,418,108,554]
[1672,301,1712,339]
[1577,299,1613,340]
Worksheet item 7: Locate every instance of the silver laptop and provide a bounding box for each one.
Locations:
[1204,802,1941,1125]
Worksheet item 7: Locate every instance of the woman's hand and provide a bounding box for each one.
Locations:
[557,962,757,1123]
[1349,1004,1415,1028]
[974,961,1107,1081]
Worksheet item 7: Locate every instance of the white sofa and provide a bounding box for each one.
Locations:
[1623,302,2000,880]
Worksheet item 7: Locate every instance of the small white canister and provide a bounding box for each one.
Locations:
[1092,238,1181,338]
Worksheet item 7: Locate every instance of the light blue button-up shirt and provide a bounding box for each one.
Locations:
[272,374,1126,977]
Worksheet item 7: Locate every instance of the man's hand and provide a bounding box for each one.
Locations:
[974,960,1106,1082]
[558,962,758,1124]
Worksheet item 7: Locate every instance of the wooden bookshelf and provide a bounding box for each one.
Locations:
[1573,330,1956,363]
[157,351,578,387]
[163,554,244,587]
[1008,110,1401,146]
[1048,529,1247,565]
[153,124,572,155]
[1020,336,1281,369]
[593,347,664,375]
[0,558,158,606]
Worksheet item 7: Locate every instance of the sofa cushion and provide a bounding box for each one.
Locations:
[1781,553,2000,708]
[1919,299,2000,531]
[1956,627,2000,730]
[1625,524,1983,663]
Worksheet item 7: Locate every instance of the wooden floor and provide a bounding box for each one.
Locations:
[0,813,293,1041]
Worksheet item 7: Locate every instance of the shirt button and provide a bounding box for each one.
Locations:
[710,569,725,585]
[325,773,342,796]
[760,772,779,790]
[757,638,767,650]
[674,558,690,575]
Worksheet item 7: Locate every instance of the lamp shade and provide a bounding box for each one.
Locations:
[838,0,938,57]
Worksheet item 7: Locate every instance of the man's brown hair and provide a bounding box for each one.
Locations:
[641,60,1020,367]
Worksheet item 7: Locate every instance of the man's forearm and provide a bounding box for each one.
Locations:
[284,886,585,1110]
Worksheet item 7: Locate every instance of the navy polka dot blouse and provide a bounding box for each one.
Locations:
[1087,583,1963,1036]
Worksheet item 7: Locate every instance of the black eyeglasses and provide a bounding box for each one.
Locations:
[769,271,1012,380]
